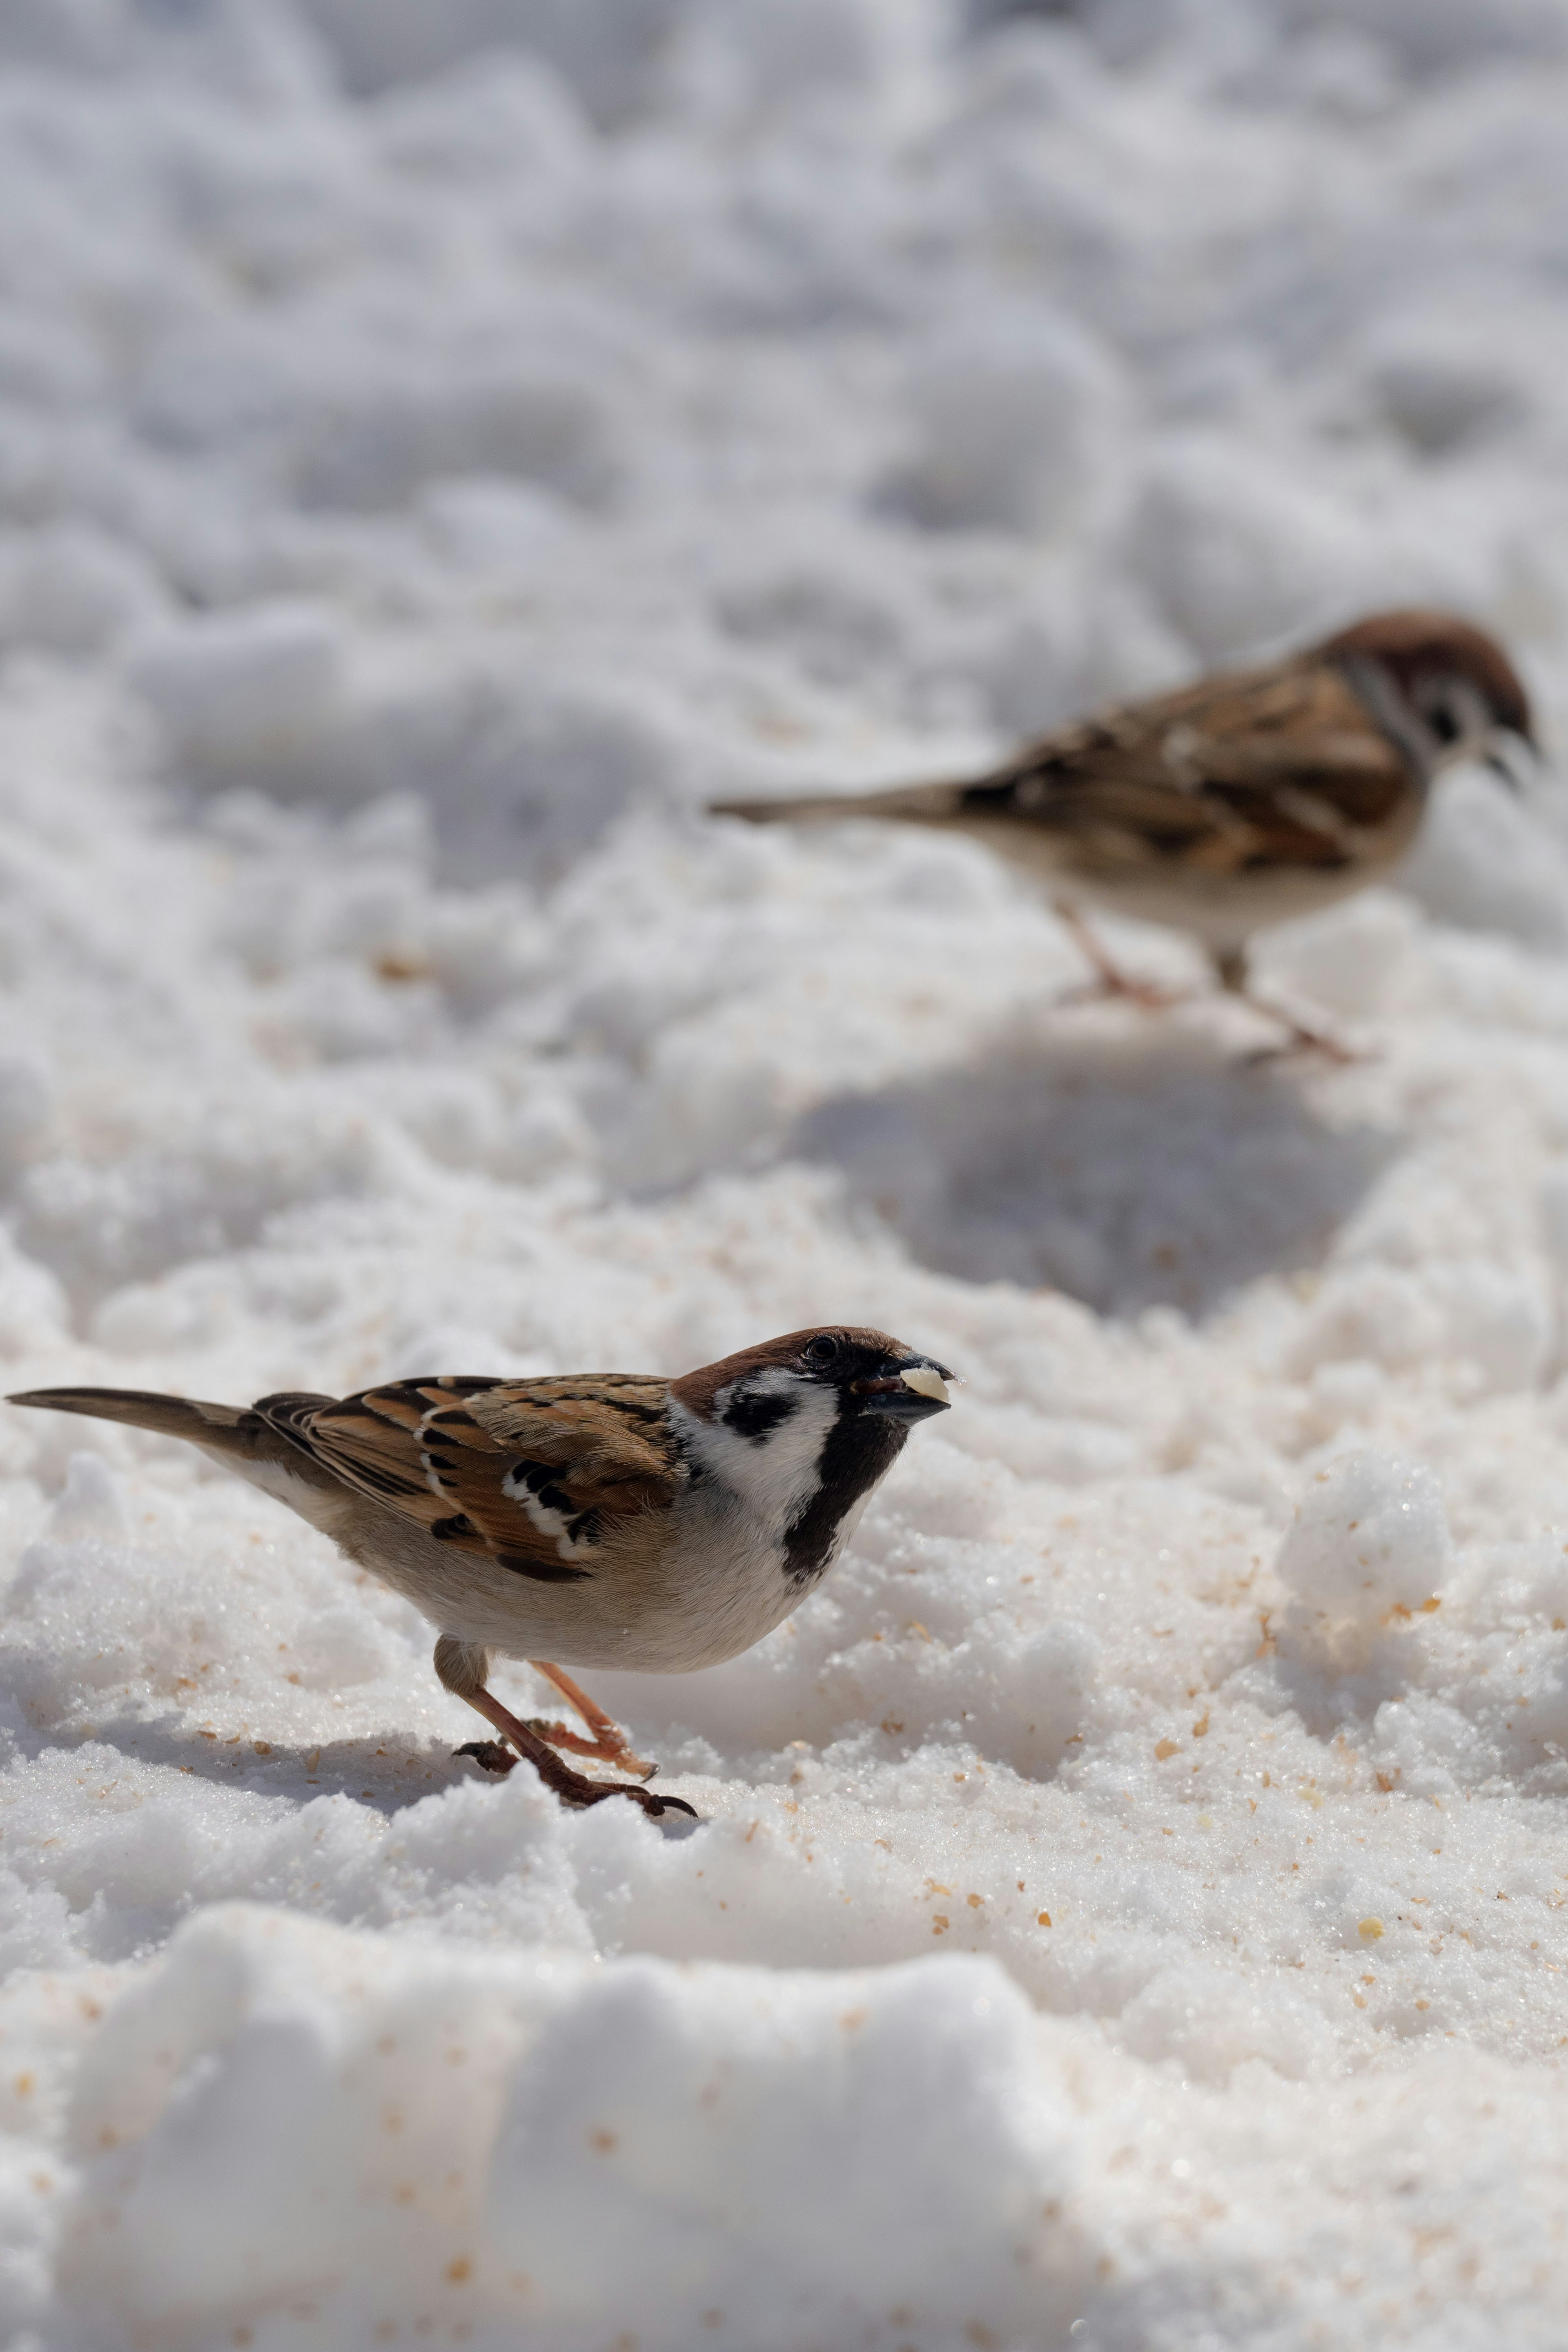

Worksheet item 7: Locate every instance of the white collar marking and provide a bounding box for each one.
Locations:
[668,1369,837,1535]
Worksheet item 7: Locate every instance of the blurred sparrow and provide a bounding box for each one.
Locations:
[11,1327,953,1820]
[713,609,1535,1050]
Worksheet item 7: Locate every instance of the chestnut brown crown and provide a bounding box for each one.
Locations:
[670,1325,953,1423]
[1320,609,1535,749]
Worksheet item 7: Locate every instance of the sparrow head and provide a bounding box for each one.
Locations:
[668,1326,955,1584]
[1321,609,1536,783]
[673,1326,954,1438]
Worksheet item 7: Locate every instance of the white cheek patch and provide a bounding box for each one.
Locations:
[670,1372,838,1535]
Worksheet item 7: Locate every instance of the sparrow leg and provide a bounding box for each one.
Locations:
[1053,900,1191,1011]
[1240,1003,1363,1066]
[434,1637,695,1820]
[524,1659,658,1782]
[1212,947,1361,1064]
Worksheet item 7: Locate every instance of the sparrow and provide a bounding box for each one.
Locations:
[711,609,1536,1049]
[9,1326,953,1821]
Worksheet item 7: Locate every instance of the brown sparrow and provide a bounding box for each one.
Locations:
[712,609,1535,1048]
[10,1327,953,1821]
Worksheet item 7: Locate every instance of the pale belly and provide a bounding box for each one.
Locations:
[296,1478,850,1676]
[958,805,1423,960]
[1060,856,1397,957]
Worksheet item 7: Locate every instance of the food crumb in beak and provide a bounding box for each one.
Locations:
[900,1364,949,1404]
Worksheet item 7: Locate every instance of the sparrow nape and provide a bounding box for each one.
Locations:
[711,608,1536,1054]
[10,1327,953,1821]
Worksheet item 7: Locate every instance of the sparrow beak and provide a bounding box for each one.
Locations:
[853,1355,955,1421]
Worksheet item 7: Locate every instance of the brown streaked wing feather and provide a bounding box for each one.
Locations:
[970,657,1411,876]
[257,1374,680,1585]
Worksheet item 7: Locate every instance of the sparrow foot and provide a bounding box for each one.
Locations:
[457,1732,693,1815]
[525,1715,659,1781]
[459,1683,698,1819]
[550,1764,698,1820]
[1241,995,1368,1066]
[519,1729,696,1815]
[1058,972,1194,1013]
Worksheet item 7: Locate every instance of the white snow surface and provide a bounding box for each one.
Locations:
[8,3,1568,2347]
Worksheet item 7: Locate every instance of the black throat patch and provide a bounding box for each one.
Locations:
[781,1404,907,1585]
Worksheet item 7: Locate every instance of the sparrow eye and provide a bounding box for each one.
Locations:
[1429,702,1460,745]
[804,1335,840,1371]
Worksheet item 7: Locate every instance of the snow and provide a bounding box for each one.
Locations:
[4,0,1568,2344]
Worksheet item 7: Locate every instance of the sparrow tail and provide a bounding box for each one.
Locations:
[7,1384,263,1459]
[709,779,967,828]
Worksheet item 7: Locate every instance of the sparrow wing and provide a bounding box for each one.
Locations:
[712,656,1411,877]
[962,656,1412,876]
[256,1375,679,1585]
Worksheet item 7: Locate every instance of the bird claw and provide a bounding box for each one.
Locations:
[552,1762,697,1819]
[457,1737,696,1819]
[613,1784,698,1820]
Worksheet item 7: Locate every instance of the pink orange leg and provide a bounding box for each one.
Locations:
[1054,901,1191,1011]
[524,1660,657,1781]
[433,1636,693,1819]
[1216,946,1363,1064]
